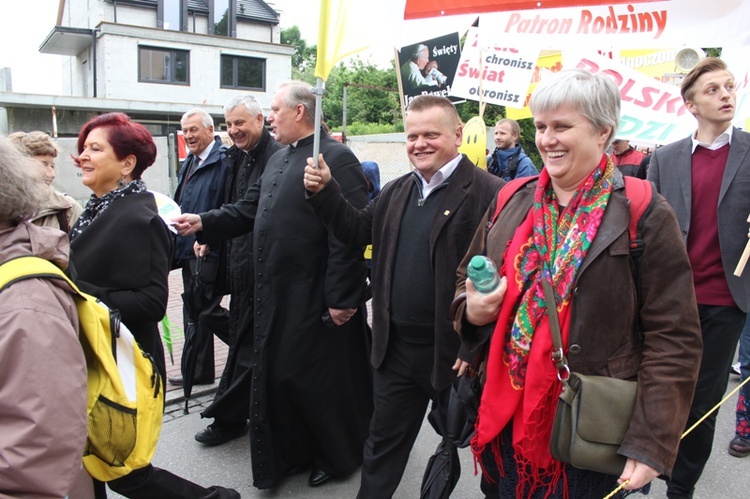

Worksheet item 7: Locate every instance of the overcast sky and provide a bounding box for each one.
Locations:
[0,0,395,95]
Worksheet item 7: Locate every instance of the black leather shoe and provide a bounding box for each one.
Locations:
[728,436,750,457]
[308,468,331,487]
[195,423,248,446]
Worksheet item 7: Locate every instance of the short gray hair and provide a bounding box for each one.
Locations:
[411,44,428,61]
[8,131,60,157]
[277,81,317,127]
[181,108,214,129]
[530,68,620,148]
[223,94,263,117]
[0,136,48,225]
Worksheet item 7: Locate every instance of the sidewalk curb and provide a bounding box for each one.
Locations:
[164,382,219,408]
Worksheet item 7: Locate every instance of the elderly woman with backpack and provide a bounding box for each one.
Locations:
[0,136,89,498]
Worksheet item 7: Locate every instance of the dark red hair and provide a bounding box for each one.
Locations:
[75,112,157,179]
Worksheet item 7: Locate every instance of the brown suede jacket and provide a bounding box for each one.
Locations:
[452,171,702,477]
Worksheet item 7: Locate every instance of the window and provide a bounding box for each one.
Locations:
[211,0,236,37]
[221,55,265,90]
[159,0,185,31]
[139,46,189,85]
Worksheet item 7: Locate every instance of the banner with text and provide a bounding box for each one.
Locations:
[566,51,695,145]
[481,1,750,50]
[507,52,564,120]
[449,27,539,109]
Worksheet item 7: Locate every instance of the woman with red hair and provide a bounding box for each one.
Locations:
[69,113,238,499]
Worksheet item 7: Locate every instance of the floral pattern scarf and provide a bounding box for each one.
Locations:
[472,155,615,496]
[69,180,147,242]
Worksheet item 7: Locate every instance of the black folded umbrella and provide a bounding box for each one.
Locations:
[421,440,461,499]
[180,258,209,414]
[420,372,482,499]
[429,371,481,448]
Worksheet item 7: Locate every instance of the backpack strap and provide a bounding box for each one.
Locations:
[624,177,652,257]
[0,255,81,297]
[623,176,655,340]
[507,154,520,179]
[486,175,538,232]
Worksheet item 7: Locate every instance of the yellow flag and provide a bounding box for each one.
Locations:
[315,0,406,81]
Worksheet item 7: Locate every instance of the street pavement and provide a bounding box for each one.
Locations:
[117,271,749,498]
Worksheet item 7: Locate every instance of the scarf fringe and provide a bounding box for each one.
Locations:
[471,426,506,485]
[515,450,568,499]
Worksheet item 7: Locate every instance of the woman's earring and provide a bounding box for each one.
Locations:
[117,176,126,188]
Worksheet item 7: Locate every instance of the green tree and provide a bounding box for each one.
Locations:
[281,26,317,76]
[322,58,400,130]
[704,47,721,58]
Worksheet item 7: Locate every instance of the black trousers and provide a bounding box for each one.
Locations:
[667,305,746,498]
[181,259,230,382]
[93,464,238,498]
[200,306,254,428]
[357,327,437,499]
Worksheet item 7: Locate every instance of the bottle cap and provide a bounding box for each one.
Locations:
[469,255,487,271]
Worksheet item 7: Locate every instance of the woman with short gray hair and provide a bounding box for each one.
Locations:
[453,69,702,497]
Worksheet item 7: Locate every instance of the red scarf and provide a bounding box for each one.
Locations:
[472,156,614,497]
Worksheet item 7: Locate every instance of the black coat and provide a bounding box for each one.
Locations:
[309,156,504,390]
[215,128,282,299]
[199,132,373,489]
[69,192,173,379]
[201,127,282,424]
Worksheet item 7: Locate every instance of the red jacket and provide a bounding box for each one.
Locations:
[612,146,646,166]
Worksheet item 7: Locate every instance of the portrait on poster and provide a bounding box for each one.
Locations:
[398,33,462,109]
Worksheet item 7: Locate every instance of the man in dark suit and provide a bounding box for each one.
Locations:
[171,108,230,386]
[648,57,750,498]
[303,95,504,498]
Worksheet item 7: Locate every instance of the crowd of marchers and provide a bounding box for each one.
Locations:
[1,57,750,499]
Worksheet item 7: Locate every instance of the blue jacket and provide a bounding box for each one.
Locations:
[361,161,381,203]
[486,145,537,181]
[173,137,229,262]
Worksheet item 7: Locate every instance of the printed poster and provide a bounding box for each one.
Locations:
[397,33,462,110]
[450,26,539,109]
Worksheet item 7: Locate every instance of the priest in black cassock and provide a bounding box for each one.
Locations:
[172,80,373,490]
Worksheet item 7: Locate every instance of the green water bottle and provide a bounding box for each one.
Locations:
[467,255,500,294]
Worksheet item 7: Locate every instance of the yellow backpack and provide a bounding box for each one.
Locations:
[0,256,164,481]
